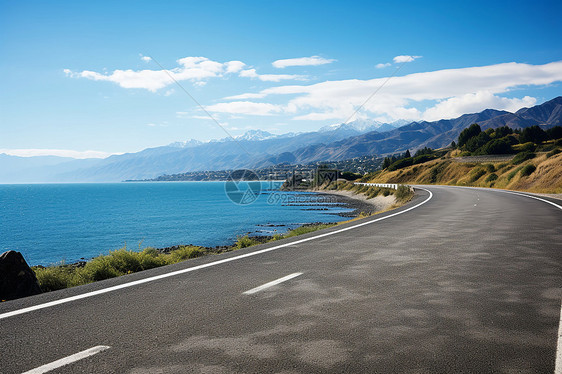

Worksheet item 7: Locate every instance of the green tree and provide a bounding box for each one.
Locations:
[465,132,490,152]
[458,123,482,147]
[520,125,548,144]
[546,126,562,140]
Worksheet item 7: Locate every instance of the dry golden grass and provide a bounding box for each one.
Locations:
[368,150,562,194]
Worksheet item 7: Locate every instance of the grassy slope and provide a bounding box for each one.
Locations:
[366,150,562,194]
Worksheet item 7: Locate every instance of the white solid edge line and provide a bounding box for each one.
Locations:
[428,184,562,211]
[0,188,433,321]
[21,345,110,374]
[243,272,303,295]
[555,301,562,374]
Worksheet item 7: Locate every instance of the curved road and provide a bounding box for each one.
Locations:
[1,186,561,373]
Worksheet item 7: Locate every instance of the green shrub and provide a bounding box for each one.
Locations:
[469,168,487,183]
[520,164,536,177]
[429,162,447,183]
[283,223,335,238]
[412,154,435,165]
[546,149,561,158]
[167,246,204,262]
[485,173,498,182]
[507,166,523,181]
[395,185,412,202]
[235,235,260,249]
[33,266,75,292]
[388,157,413,171]
[484,164,495,173]
[382,189,391,197]
[511,151,536,165]
[366,187,381,199]
[517,142,536,152]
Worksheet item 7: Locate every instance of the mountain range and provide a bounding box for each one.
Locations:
[1,97,560,183]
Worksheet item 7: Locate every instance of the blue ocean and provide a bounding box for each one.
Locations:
[0,182,351,266]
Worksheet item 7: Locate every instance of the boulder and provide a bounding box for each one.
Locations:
[0,250,42,301]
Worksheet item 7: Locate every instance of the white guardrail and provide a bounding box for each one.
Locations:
[354,182,399,190]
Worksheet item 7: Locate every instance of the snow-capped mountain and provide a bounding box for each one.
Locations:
[235,129,278,141]
[168,139,204,148]
[319,119,405,134]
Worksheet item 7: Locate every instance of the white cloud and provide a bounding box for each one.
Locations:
[0,148,117,159]
[205,101,283,116]
[231,61,562,122]
[239,68,306,82]
[191,115,216,120]
[393,55,422,63]
[376,63,391,69]
[223,92,268,100]
[422,92,537,121]
[225,61,246,73]
[140,55,152,63]
[65,57,249,92]
[272,56,335,68]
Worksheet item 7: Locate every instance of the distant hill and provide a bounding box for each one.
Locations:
[4,119,404,182]
[259,96,562,166]
[1,97,560,182]
[0,154,101,183]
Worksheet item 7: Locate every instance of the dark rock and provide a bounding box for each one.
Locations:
[0,250,42,301]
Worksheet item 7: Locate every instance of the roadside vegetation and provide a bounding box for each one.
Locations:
[32,179,416,294]
[32,222,339,293]
[364,124,562,194]
[282,174,414,203]
[33,246,204,292]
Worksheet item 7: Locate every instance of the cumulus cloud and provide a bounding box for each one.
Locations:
[65,57,307,91]
[393,55,422,63]
[272,56,336,68]
[205,101,283,116]
[65,57,250,92]
[422,92,537,121]
[0,148,117,159]
[226,61,562,122]
[239,68,306,82]
[376,63,391,69]
[225,60,246,73]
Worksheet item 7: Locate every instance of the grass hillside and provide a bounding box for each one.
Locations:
[363,124,562,194]
[365,150,562,193]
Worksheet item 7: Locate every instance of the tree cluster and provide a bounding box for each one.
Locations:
[454,124,562,155]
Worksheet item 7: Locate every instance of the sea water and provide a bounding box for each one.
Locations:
[0,182,352,266]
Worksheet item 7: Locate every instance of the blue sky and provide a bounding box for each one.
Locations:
[1,0,561,158]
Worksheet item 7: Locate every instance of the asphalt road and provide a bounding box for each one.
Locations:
[1,186,561,373]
